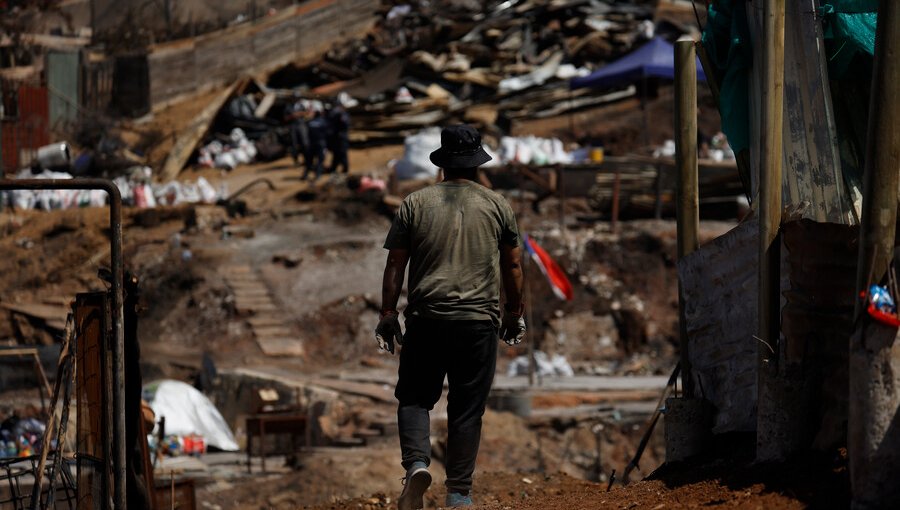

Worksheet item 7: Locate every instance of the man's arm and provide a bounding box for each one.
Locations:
[381,248,411,312]
[500,244,524,310]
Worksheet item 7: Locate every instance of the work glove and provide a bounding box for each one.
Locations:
[499,305,527,345]
[375,310,403,354]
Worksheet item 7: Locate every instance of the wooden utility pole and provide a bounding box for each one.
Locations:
[849,1,900,507]
[755,0,785,461]
[674,37,699,399]
[758,0,785,371]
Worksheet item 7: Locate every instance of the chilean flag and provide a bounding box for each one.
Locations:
[523,234,574,301]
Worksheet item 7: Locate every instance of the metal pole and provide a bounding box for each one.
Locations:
[674,37,699,399]
[849,1,900,507]
[0,178,126,510]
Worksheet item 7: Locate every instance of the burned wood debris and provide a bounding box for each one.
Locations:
[251,0,669,143]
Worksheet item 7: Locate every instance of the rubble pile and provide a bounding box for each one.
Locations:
[262,0,669,143]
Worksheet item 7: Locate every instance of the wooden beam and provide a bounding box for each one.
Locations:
[158,82,238,182]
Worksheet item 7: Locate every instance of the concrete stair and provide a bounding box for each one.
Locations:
[224,265,304,357]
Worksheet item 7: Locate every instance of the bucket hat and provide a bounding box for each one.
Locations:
[429,124,492,169]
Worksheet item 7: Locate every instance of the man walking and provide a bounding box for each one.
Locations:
[376,125,527,509]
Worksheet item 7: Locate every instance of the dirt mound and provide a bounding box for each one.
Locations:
[303,447,848,509]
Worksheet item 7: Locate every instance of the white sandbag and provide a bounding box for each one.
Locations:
[153,182,183,206]
[482,144,501,168]
[196,177,218,204]
[232,146,251,165]
[143,380,239,451]
[178,182,202,204]
[214,150,238,171]
[506,351,573,378]
[395,128,441,180]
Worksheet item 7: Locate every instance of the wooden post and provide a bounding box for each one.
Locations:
[526,274,536,387]
[611,170,621,233]
[849,1,900,506]
[557,165,565,231]
[674,37,699,399]
[756,0,785,461]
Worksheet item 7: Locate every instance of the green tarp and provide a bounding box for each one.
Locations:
[700,0,877,158]
[821,0,878,77]
[701,0,752,154]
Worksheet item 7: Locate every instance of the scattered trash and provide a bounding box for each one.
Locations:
[143,379,240,452]
[507,351,574,378]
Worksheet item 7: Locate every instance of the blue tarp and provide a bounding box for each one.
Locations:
[570,36,706,90]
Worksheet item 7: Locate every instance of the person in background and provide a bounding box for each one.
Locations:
[284,93,311,172]
[305,106,329,180]
[327,102,351,174]
[376,124,526,509]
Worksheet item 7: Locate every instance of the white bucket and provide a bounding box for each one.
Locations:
[36,142,71,169]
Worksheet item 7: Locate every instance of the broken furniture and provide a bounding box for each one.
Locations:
[245,413,309,474]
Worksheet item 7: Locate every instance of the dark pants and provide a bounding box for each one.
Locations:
[303,144,326,180]
[289,122,310,168]
[329,138,349,173]
[395,317,498,494]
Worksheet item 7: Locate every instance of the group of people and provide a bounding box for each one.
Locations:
[283,94,351,180]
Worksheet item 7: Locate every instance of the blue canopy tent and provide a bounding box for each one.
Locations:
[570,36,706,90]
[570,36,707,219]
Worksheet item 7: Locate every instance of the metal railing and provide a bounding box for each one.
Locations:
[0,178,126,510]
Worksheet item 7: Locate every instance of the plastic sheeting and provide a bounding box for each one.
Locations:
[821,0,878,78]
[143,380,239,452]
[701,0,752,154]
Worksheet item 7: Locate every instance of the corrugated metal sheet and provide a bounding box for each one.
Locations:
[678,218,758,433]
[781,219,857,448]
[745,1,858,224]
[0,81,49,172]
[47,50,82,130]
[781,0,858,225]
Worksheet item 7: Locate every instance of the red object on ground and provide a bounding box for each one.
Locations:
[523,234,574,301]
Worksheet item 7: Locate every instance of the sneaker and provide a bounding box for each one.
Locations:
[445,492,473,507]
[397,462,432,510]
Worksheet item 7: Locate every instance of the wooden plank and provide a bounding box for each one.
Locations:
[309,378,396,403]
[158,82,239,182]
[1,302,68,330]
[256,337,305,357]
[253,327,294,338]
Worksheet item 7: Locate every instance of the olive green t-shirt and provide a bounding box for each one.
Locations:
[383,181,519,326]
